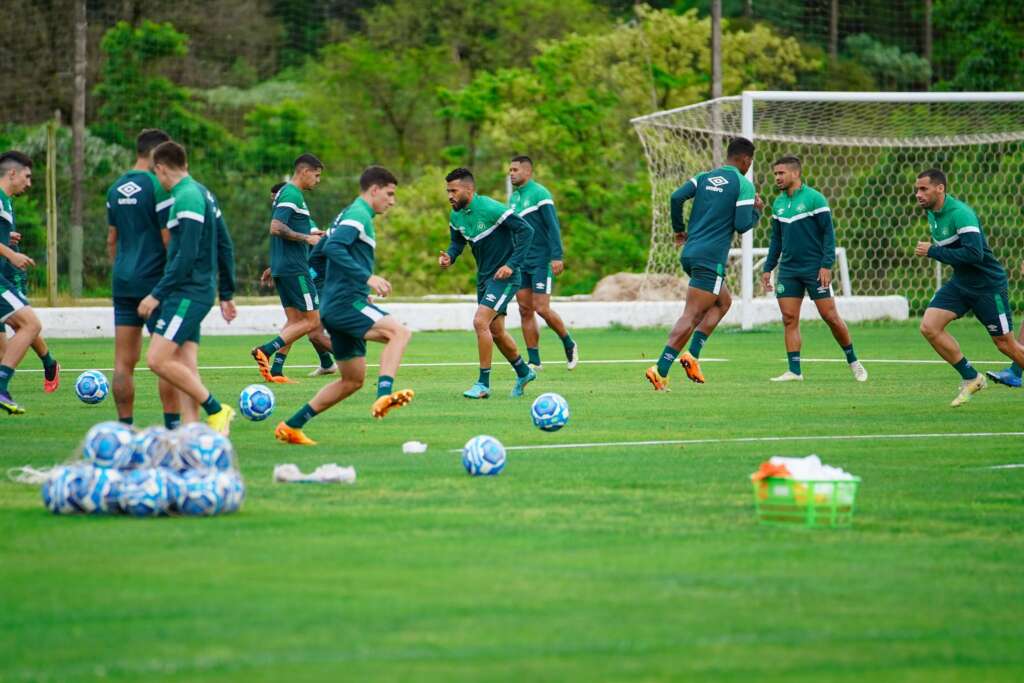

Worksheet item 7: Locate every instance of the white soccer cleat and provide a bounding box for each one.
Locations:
[528,363,543,373]
[770,370,804,382]
[850,361,868,382]
[308,365,338,377]
[566,344,579,371]
[951,374,987,407]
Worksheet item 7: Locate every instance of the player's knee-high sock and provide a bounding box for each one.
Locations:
[163,412,181,430]
[510,356,530,378]
[377,375,394,398]
[271,352,288,377]
[285,403,318,429]
[259,336,286,357]
[527,347,541,365]
[0,365,14,394]
[39,351,58,381]
[119,416,134,426]
[560,333,575,359]
[656,346,679,377]
[317,349,334,369]
[952,357,978,380]
[689,331,709,359]
[842,344,857,363]
[200,393,223,416]
[478,368,491,387]
[787,351,802,375]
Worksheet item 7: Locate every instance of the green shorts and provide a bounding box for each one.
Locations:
[929,281,1013,337]
[113,295,147,327]
[0,275,29,324]
[775,272,832,300]
[322,298,389,361]
[152,297,211,346]
[681,258,725,295]
[521,263,553,295]
[274,274,319,312]
[478,276,520,315]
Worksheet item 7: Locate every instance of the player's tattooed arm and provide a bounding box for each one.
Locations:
[270,218,320,246]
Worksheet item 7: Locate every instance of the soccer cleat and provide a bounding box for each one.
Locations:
[206,405,236,436]
[849,361,868,382]
[251,347,274,382]
[308,365,338,377]
[511,368,537,397]
[0,391,25,415]
[566,343,579,371]
[463,382,491,399]
[679,351,705,384]
[770,371,804,382]
[269,374,299,384]
[43,363,60,393]
[274,421,317,445]
[528,362,543,373]
[986,368,1021,388]
[371,389,415,418]
[950,374,987,407]
[645,366,669,392]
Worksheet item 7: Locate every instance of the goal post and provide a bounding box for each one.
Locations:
[632,91,1024,329]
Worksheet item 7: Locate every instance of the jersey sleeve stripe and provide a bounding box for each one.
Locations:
[810,206,831,215]
[536,199,554,208]
[339,219,376,247]
[934,234,959,246]
[155,198,175,212]
[176,210,206,223]
[735,199,755,207]
[957,226,980,234]
[0,209,12,223]
[519,205,540,216]
[689,177,698,188]
[276,202,310,216]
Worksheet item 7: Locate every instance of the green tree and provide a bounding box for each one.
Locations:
[934,0,1024,90]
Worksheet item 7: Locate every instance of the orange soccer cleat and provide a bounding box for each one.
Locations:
[645,366,669,392]
[274,421,317,445]
[371,389,415,419]
[679,352,705,384]
[251,347,274,382]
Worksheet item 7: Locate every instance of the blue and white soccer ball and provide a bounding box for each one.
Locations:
[74,370,109,404]
[82,421,135,469]
[182,426,235,472]
[216,471,246,514]
[77,466,123,514]
[530,392,570,432]
[118,468,174,517]
[461,435,506,476]
[128,426,172,469]
[178,471,224,516]
[41,464,92,514]
[239,384,275,422]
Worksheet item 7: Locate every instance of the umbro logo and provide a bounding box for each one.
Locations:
[987,324,998,332]
[117,181,142,198]
[155,319,166,330]
[485,294,497,302]
[707,176,729,187]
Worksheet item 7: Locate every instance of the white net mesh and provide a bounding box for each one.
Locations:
[632,96,1024,312]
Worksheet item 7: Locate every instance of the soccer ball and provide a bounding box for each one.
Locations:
[178,471,224,516]
[74,370,109,404]
[461,435,506,476]
[182,425,235,472]
[239,384,275,421]
[161,468,187,512]
[216,471,246,514]
[82,421,135,469]
[530,392,570,432]
[128,426,172,469]
[41,464,91,514]
[118,468,173,517]
[77,466,123,514]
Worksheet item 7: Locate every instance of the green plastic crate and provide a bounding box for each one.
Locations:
[752,476,861,528]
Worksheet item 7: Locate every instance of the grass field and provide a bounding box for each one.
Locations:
[2,320,1023,682]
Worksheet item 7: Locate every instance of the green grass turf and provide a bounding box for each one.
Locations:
[2,320,1023,682]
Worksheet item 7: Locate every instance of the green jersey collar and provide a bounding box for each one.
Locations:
[353,196,376,219]
[170,174,193,193]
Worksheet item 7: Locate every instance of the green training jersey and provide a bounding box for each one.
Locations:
[671,164,760,271]
[270,182,313,277]
[447,194,533,282]
[321,197,376,307]
[0,187,17,282]
[763,183,835,277]
[926,195,1006,292]
[150,176,221,305]
[106,170,174,298]
[509,179,564,268]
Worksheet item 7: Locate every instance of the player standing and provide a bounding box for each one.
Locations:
[275,166,413,445]
[914,169,1024,406]
[508,155,578,372]
[440,168,536,398]
[251,154,324,384]
[760,156,867,382]
[646,138,762,390]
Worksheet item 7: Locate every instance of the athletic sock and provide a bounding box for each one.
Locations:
[163,413,181,430]
[200,393,223,416]
[40,352,58,380]
[560,333,575,351]
[689,331,709,359]
[259,336,286,357]
[787,351,802,376]
[842,344,858,363]
[285,403,318,429]
[271,352,288,377]
[656,345,679,377]
[377,375,394,398]
[0,365,13,393]
[119,416,134,426]
[1011,363,1023,379]
[527,347,541,365]
[952,356,978,380]
[478,368,491,387]
[511,356,531,378]
[317,350,334,370]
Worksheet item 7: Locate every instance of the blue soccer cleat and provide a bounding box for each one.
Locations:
[510,368,537,398]
[463,383,491,399]
[986,368,1022,388]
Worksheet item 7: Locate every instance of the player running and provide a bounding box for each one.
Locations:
[275,166,413,445]
[508,155,578,372]
[646,137,762,390]
[914,168,1024,407]
[138,142,236,434]
[439,168,536,399]
[251,154,325,384]
[760,156,867,382]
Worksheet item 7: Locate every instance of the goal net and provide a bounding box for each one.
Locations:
[631,92,1024,324]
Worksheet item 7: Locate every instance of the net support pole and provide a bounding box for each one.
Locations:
[740,92,754,330]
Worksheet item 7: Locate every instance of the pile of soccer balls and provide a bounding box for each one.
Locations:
[41,421,245,517]
[461,391,571,477]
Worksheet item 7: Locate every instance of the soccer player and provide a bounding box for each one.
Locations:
[508,155,578,372]
[646,137,762,390]
[760,156,867,382]
[251,154,325,384]
[0,151,49,414]
[439,167,536,398]
[275,166,414,445]
[138,141,236,434]
[106,128,185,428]
[914,168,1024,407]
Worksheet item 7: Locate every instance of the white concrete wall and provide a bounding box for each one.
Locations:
[23,296,908,338]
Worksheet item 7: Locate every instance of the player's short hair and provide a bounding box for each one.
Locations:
[510,155,533,166]
[293,153,323,171]
[773,155,801,171]
[917,168,947,189]
[0,151,33,173]
[152,141,188,170]
[359,165,398,191]
[726,137,756,159]
[136,128,171,156]
[446,167,475,185]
